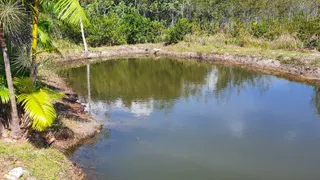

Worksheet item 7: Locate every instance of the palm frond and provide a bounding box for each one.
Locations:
[42,87,65,100]
[54,0,90,26]
[0,76,9,104]
[0,0,26,35]
[37,26,61,55]
[37,27,60,53]
[14,77,37,94]
[17,89,56,131]
[10,48,32,75]
[0,85,9,104]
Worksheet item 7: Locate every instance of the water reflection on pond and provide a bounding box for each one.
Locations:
[61,58,320,180]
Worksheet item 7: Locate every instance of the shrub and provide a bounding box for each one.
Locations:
[298,18,320,50]
[165,18,193,44]
[122,11,164,44]
[0,76,64,132]
[87,13,127,47]
[252,21,269,38]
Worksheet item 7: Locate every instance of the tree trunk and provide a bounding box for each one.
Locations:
[0,121,3,137]
[0,25,21,139]
[26,5,32,59]
[80,18,88,54]
[30,0,39,83]
[87,64,91,114]
[171,12,175,27]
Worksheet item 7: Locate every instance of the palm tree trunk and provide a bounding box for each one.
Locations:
[0,121,3,137]
[30,0,39,83]
[26,5,32,59]
[87,64,91,114]
[80,18,88,54]
[171,12,175,27]
[0,25,21,139]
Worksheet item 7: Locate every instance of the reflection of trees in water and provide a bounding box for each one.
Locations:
[62,58,210,110]
[62,58,273,112]
[214,65,271,101]
[311,87,320,116]
[87,64,91,114]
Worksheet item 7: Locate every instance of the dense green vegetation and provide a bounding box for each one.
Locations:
[0,0,87,139]
[50,0,320,49]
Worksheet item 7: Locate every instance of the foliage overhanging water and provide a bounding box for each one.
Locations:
[61,58,320,180]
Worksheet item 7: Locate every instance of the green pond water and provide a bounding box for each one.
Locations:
[61,58,320,180]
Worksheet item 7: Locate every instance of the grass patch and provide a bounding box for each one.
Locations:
[53,39,84,54]
[0,141,75,180]
[311,58,320,66]
[280,57,305,65]
[160,33,312,61]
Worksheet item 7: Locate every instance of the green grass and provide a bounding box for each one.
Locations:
[160,33,316,61]
[53,39,84,54]
[311,58,320,66]
[163,41,310,59]
[0,141,74,180]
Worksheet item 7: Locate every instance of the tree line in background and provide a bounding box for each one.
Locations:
[50,0,320,48]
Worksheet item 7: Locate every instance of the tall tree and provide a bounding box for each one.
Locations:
[30,0,39,83]
[0,0,26,138]
[29,0,89,82]
[55,0,90,53]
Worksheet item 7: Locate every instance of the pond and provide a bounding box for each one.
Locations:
[61,57,320,180]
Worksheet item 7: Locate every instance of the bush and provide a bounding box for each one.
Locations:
[87,13,127,47]
[165,18,193,44]
[297,18,320,50]
[252,21,269,38]
[84,1,164,46]
[122,12,164,44]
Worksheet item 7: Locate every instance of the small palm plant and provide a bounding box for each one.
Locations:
[14,77,64,131]
[0,76,64,132]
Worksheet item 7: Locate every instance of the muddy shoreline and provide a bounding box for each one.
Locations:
[40,68,103,151]
[55,45,320,85]
[39,69,103,179]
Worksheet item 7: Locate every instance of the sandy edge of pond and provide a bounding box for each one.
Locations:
[55,44,320,85]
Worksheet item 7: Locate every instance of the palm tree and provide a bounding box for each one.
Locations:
[28,0,89,82]
[55,0,90,53]
[0,0,26,138]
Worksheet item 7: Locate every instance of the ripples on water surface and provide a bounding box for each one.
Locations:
[61,58,320,180]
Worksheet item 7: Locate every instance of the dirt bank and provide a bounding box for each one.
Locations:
[39,69,103,151]
[0,69,102,180]
[53,44,320,85]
